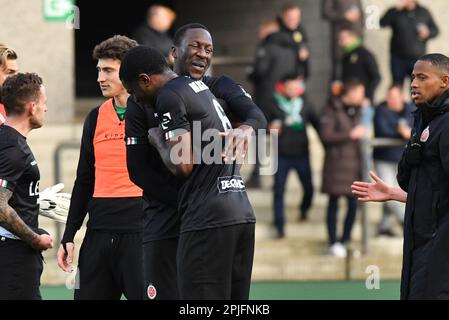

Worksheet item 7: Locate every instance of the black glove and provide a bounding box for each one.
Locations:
[403,142,423,167]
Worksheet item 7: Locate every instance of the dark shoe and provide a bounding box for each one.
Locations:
[377,229,396,237]
[276,230,285,239]
[246,176,261,189]
[299,209,309,221]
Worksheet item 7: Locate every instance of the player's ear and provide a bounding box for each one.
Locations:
[441,74,449,88]
[28,101,37,116]
[138,73,151,88]
[170,46,177,60]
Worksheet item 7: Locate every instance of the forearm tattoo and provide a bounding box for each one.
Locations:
[0,187,39,245]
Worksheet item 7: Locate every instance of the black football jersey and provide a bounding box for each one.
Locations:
[155,76,256,233]
[125,97,180,241]
[0,125,40,237]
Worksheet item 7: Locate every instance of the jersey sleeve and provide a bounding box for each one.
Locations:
[206,75,268,132]
[125,97,179,206]
[0,145,27,192]
[62,108,97,244]
[125,97,156,145]
[155,88,191,141]
[206,75,253,102]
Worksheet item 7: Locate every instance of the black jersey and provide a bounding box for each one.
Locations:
[0,125,40,234]
[202,75,267,131]
[125,97,180,242]
[155,76,256,233]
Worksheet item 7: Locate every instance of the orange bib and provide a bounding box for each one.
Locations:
[93,99,142,198]
[0,103,6,125]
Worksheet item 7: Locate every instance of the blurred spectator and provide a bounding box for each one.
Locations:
[247,18,299,188]
[322,0,364,80]
[132,5,176,59]
[0,44,19,125]
[335,25,380,103]
[320,79,365,257]
[276,3,310,79]
[373,85,414,237]
[334,25,380,131]
[246,20,279,188]
[380,0,438,86]
[268,75,320,238]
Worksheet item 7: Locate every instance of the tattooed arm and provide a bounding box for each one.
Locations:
[0,187,52,250]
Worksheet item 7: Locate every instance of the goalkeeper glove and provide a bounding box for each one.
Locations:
[38,183,71,223]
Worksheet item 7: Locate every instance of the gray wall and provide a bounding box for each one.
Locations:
[0,0,75,123]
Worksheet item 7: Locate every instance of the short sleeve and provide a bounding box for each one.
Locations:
[155,88,191,141]
[0,146,27,192]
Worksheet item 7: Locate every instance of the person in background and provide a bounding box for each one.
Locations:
[268,74,320,238]
[247,20,280,188]
[276,3,310,79]
[380,0,438,87]
[0,44,19,125]
[372,85,414,237]
[320,79,365,257]
[132,4,176,60]
[322,0,364,81]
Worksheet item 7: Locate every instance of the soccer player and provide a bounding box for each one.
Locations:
[56,36,144,300]
[0,44,19,125]
[124,23,267,299]
[0,72,53,299]
[121,46,258,300]
[352,54,449,299]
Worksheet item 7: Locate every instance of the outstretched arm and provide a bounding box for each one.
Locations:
[351,171,408,203]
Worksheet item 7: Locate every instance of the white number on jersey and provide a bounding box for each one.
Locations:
[212,99,232,131]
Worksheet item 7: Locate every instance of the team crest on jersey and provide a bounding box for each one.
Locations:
[217,175,246,193]
[420,126,430,142]
[293,31,303,43]
[147,284,157,300]
[350,53,359,64]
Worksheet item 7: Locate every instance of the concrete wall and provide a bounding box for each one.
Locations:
[0,0,75,123]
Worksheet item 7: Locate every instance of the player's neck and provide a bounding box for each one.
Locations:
[113,92,130,108]
[5,117,32,137]
[164,70,178,82]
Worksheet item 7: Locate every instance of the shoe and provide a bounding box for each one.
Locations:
[299,209,309,221]
[276,229,285,239]
[328,242,347,257]
[377,229,396,237]
[246,176,261,189]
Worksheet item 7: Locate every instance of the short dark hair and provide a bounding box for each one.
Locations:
[119,46,170,85]
[281,3,300,14]
[342,78,364,95]
[1,73,43,116]
[388,83,403,91]
[338,22,358,35]
[92,35,138,61]
[281,73,302,83]
[418,53,449,75]
[173,23,209,47]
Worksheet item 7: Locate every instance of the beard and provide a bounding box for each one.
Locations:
[30,116,43,129]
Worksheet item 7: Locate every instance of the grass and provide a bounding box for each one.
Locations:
[41,280,400,300]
